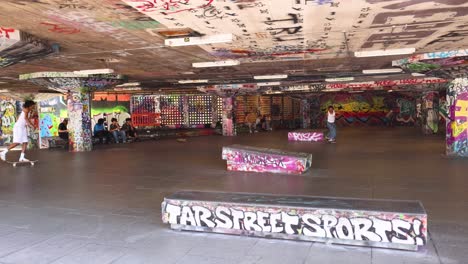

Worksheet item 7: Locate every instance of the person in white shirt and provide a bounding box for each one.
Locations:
[1,100,37,162]
[326,106,336,143]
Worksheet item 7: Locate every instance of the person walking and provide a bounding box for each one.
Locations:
[1,100,37,162]
[326,105,336,143]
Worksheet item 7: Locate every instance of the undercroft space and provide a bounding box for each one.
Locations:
[0,128,467,264]
[1,0,468,263]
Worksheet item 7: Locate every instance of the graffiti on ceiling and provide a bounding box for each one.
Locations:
[122,0,468,62]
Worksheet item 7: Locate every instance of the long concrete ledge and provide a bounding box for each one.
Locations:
[222,144,312,174]
[162,191,428,251]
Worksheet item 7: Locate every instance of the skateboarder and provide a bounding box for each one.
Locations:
[326,105,336,143]
[1,100,37,162]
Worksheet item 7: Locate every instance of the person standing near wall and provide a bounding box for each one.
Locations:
[326,106,336,143]
[58,118,69,141]
[1,100,37,162]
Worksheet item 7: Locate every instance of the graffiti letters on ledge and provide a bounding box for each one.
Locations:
[164,204,426,246]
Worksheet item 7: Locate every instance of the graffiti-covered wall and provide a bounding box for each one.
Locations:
[0,97,18,146]
[446,78,468,157]
[130,94,221,129]
[39,96,68,138]
[314,92,417,127]
[91,93,131,127]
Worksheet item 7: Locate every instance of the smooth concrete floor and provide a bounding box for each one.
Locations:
[0,127,467,264]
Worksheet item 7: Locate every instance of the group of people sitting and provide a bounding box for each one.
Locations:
[57,117,139,144]
[94,118,139,144]
[244,112,272,133]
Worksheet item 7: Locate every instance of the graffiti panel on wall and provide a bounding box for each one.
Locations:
[447,78,468,156]
[39,96,68,138]
[130,95,161,127]
[91,94,131,127]
[0,98,17,145]
[160,95,184,128]
[318,92,416,127]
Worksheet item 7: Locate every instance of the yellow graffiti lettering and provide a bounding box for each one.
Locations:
[455,99,468,117]
[451,122,468,138]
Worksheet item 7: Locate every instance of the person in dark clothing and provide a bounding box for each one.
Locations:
[121,118,139,141]
[109,118,126,143]
[94,118,112,144]
[58,118,69,141]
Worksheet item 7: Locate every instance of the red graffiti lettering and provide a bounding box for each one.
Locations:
[40,22,80,34]
[129,0,213,14]
[0,27,15,39]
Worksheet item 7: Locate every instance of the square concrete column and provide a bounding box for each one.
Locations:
[211,95,219,128]
[421,91,440,135]
[446,78,468,157]
[67,91,92,152]
[301,99,310,129]
[222,97,236,136]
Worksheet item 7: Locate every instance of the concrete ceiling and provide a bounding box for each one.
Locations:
[0,0,467,93]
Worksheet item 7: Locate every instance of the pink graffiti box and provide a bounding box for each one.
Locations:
[222,145,312,174]
[288,130,325,142]
[162,191,428,251]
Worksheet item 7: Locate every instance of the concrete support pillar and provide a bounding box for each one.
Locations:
[221,97,236,136]
[301,99,310,129]
[67,91,92,152]
[211,95,219,128]
[446,78,468,157]
[27,102,39,150]
[421,91,440,135]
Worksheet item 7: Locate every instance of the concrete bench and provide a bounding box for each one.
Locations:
[288,129,325,142]
[222,144,312,174]
[162,191,427,251]
[47,137,68,149]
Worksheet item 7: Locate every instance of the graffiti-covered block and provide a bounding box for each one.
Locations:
[162,191,428,251]
[222,145,312,174]
[288,130,324,142]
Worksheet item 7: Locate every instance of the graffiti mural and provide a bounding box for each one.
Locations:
[39,96,67,138]
[0,98,17,146]
[222,145,312,174]
[91,104,131,127]
[318,92,416,126]
[446,78,468,156]
[160,95,184,128]
[162,191,428,251]
[130,95,161,127]
[38,96,68,148]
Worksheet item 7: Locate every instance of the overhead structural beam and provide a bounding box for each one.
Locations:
[0,27,55,68]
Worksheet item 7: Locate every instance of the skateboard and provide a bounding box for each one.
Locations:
[6,160,38,167]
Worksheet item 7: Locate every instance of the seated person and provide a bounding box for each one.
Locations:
[255,114,262,132]
[121,118,139,141]
[58,118,69,141]
[94,118,111,144]
[244,112,257,133]
[109,118,126,143]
